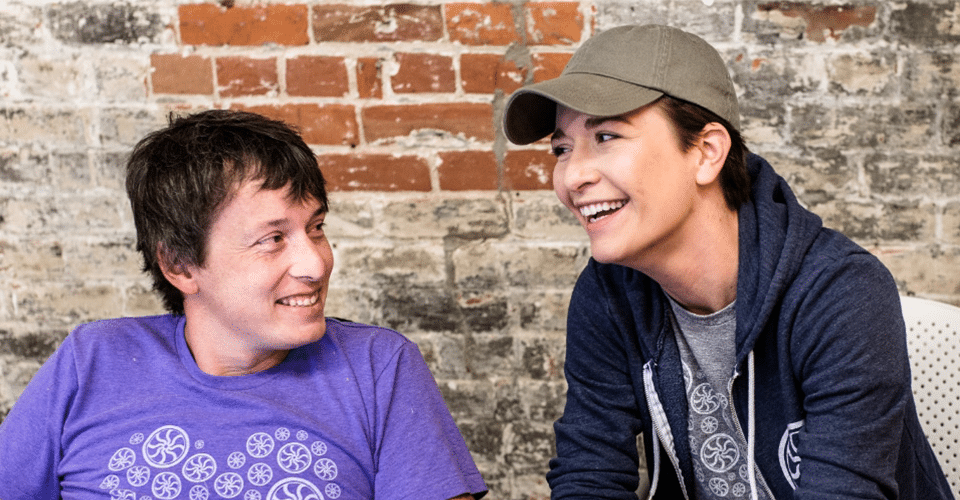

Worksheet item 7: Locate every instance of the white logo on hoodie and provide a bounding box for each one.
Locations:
[779,420,804,489]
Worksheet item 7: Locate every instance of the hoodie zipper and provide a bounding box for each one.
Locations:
[643,361,690,500]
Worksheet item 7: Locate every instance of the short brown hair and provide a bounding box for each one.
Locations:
[126,110,327,315]
[656,95,751,210]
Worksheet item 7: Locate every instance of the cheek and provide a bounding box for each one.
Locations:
[324,252,335,277]
[552,163,569,204]
[321,243,335,277]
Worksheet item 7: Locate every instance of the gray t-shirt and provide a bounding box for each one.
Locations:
[668,297,771,499]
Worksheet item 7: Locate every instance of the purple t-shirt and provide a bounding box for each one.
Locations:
[0,315,486,499]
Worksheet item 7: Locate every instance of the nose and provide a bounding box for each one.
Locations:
[556,147,601,193]
[288,235,332,283]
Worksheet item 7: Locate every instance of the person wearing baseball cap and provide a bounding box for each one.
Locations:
[504,25,953,499]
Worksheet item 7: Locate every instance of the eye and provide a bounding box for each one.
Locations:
[596,132,618,143]
[308,220,327,238]
[256,233,284,249]
[551,144,570,158]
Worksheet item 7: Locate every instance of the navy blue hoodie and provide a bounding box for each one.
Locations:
[548,154,954,499]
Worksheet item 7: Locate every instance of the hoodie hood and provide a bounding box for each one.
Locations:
[734,154,824,363]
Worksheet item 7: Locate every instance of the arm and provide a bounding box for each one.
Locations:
[791,255,910,498]
[373,341,487,500]
[547,264,647,499]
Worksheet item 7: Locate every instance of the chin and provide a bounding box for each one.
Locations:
[283,321,328,349]
[589,243,622,264]
[305,321,328,343]
[589,247,635,269]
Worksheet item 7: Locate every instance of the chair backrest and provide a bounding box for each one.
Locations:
[900,295,960,494]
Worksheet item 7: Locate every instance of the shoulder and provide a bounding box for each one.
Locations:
[800,228,896,294]
[324,317,411,345]
[575,259,657,297]
[785,232,902,344]
[321,317,418,361]
[318,318,436,386]
[72,314,180,337]
[571,259,663,317]
[67,314,182,358]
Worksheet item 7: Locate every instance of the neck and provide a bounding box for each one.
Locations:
[182,320,288,376]
[642,206,739,316]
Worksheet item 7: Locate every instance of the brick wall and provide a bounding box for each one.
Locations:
[1,1,959,497]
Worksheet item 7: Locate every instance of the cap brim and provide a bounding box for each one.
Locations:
[503,73,664,145]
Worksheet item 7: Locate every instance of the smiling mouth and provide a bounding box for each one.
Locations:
[277,291,321,307]
[579,200,627,223]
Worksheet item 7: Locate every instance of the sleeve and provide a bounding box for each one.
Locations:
[0,336,79,499]
[547,264,646,499]
[372,341,487,500]
[791,254,911,499]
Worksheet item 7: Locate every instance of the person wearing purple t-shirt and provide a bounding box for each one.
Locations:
[0,110,487,500]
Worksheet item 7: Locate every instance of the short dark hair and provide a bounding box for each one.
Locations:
[655,95,751,210]
[125,109,327,315]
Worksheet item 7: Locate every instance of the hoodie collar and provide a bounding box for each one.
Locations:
[735,154,823,362]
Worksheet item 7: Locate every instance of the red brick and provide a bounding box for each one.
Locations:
[179,4,309,46]
[362,103,494,142]
[234,103,358,146]
[318,153,431,191]
[526,2,583,45]
[532,52,572,82]
[357,57,383,98]
[757,3,877,43]
[445,3,520,45]
[150,54,213,95]
[286,56,349,97]
[392,53,455,93]
[505,149,555,190]
[313,4,442,42]
[216,57,278,97]
[438,151,498,190]
[461,53,525,94]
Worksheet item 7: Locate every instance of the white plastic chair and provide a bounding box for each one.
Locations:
[900,295,960,493]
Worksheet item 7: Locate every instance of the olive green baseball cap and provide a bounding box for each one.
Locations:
[503,24,740,145]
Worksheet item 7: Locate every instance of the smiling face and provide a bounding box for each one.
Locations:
[551,102,703,271]
[173,178,334,374]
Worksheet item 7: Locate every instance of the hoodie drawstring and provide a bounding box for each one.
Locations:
[642,362,662,500]
[748,350,758,500]
[646,420,660,500]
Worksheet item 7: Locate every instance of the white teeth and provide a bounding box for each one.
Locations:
[579,200,626,219]
[279,292,319,307]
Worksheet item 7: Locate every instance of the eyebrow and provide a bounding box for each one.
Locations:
[255,207,327,232]
[551,114,632,142]
[585,114,631,128]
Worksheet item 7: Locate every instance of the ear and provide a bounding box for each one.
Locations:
[694,122,731,186]
[157,244,199,296]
